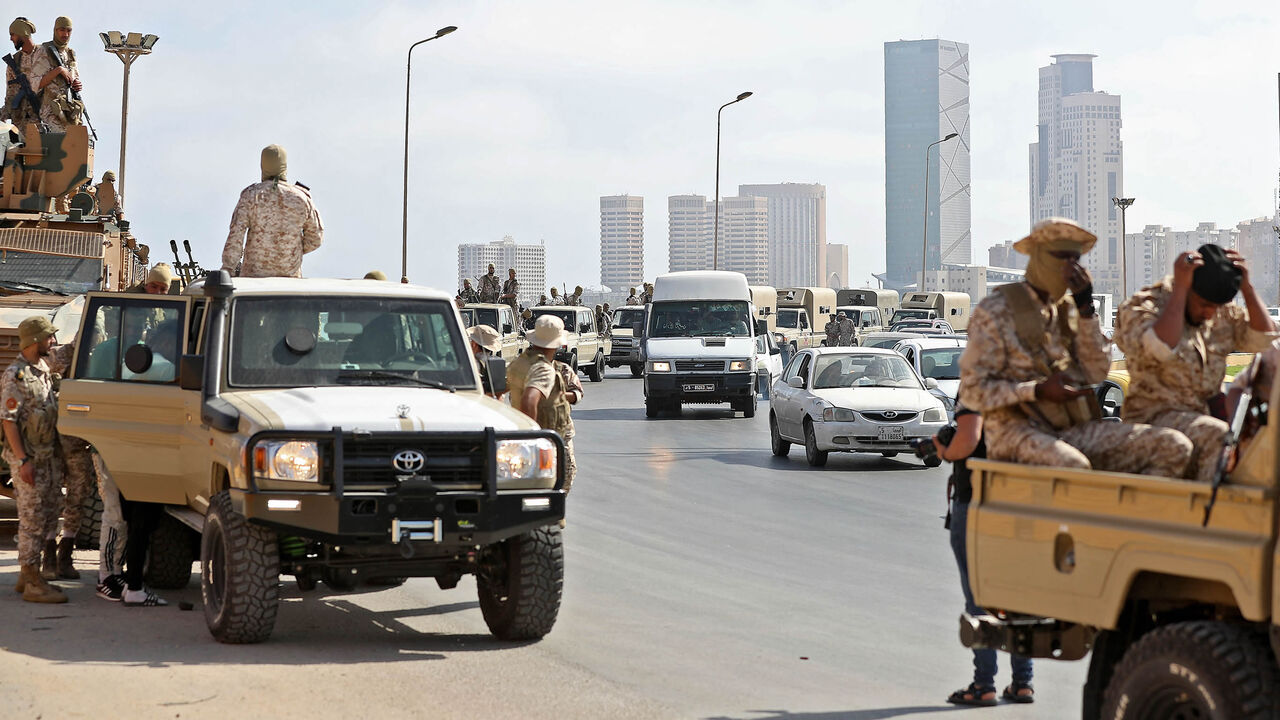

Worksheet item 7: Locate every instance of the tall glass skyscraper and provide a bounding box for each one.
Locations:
[883,39,971,289]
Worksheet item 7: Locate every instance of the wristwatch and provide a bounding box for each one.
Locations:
[14,456,28,467]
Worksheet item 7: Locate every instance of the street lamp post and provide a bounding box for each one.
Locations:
[1112,197,1135,297]
[712,91,753,271]
[100,31,159,211]
[401,25,458,284]
[920,133,958,289]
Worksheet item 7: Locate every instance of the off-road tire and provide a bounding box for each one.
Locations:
[477,526,564,641]
[584,352,604,382]
[804,419,828,467]
[770,413,790,457]
[202,491,280,644]
[145,513,196,589]
[629,363,643,378]
[1100,621,1277,720]
[742,396,757,418]
[74,487,103,550]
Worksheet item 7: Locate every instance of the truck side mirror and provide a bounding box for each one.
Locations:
[486,356,507,395]
[632,322,644,338]
[502,322,513,334]
[179,354,204,391]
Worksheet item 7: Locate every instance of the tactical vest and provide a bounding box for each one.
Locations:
[507,348,571,434]
[995,283,1099,430]
[10,359,60,459]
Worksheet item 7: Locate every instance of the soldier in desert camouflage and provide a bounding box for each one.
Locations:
[1114,244,1275,482]
[221,144,324,278]
[477,265,501,303]
[39,16,82,132]
[3,17,49,130]
[958,218,1192,476]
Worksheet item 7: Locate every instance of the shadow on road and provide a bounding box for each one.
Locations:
[707,707,961,720]
[0,571,530,667]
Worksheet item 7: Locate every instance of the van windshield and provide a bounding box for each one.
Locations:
[648,301,751,338]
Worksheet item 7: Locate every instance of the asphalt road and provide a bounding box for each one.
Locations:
[0,369,1086,719]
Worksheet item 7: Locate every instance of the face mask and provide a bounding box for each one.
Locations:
[1024,248,1070,300]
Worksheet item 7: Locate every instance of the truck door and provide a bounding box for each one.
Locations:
[58,293,197,505]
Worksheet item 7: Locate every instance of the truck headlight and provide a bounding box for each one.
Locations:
[729,359,749,372]
[496,438,557,484]
[923,407,945,422]
[822,407,858,422]
[650,360,671,372]
[254,440,320,481]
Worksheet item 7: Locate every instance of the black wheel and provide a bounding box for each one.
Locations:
[585,352,603,382]
[629,363,643,378]
[201,491,280,644]
[145,513,196,589]
[75,486,103,550]
[742,396,756,418]
[1100,621,1277,720]
[668,400,682,416]
[477,526,564,641]
[322,567,360,591]
[645,399,659,418]
[804,419,828,467]
[770,413,790,457]
[881,451,899,458]
[924,456,942,468]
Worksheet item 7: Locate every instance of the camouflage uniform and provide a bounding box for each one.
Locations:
[959,284,1192,476]
[1114,277,1275,482]
[626,292,639,305]
[507,347,576,492]
[837,317,857,346]
[501,277,520,311]
[221,180,324,278]
[458,283,479,304]
[43,344,92,544]
[2,44,50,129]
[477,273,501,303]
[38,41,79,131]
[1,354,64,567]
[824,319,839,347]
[639,288,653,305]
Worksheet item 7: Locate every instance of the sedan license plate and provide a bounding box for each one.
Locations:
[877,426,905,442]
[683,383,715,392]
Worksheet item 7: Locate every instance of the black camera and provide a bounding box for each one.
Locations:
[910,423,957,460]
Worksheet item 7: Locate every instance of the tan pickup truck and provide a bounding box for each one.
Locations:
[962,373,1280,719]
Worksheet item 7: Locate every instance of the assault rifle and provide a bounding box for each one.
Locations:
[1203,383,1252,527]
[2,53,41,121]
[43,43,96,140]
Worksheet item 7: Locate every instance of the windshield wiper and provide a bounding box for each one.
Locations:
[336,370,455,392]
[0,279,65,295]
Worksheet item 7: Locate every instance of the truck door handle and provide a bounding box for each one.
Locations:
[66,404,91,413]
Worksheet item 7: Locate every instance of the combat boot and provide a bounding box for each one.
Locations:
[14,567,25,593]
[20,564,67,604]
[40,539,58,580]
[56,538,80,579]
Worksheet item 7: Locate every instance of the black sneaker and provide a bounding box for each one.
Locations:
[96,574,125,602]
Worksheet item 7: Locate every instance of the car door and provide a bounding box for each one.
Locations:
[779,352,812,438]
[58,292,199,505]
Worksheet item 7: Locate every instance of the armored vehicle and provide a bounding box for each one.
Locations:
[58,272,567,644]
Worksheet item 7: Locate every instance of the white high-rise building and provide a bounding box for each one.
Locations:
[737,182,827,287]
[1237,217,1279,305]
[1028,54,1125,299]
[668,194,712,272]
[600,195,644,290]
[456,235,546,306]
[1124,224,1166,292]
[716,196,769,285]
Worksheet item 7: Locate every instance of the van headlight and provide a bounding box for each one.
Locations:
[254,440,320,481]
[729,359,750,372]
[496,438,557,485]
[923,407,946,422]
[650,360,671,372]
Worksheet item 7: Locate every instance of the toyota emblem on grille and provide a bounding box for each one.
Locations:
[392,449,426,473]
[882,411,897,419]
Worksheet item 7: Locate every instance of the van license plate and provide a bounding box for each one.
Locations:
[877,427,905,441]
[683,383,715,392]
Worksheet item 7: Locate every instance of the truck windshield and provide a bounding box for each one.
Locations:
[469,307,500,329]
[0,251,100,294]
[648,301,751,338]
[612,309,643,329]
[228,297,474,389]
[775,309,801,329]
[894,309,933,321]
[530,308,576,328]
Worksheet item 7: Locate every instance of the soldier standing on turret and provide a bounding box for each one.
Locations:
[626,287,639,305]
[568,285,584,306]
[639,282,654,305]
[458,278,479,304]
[221,144,324,278]
[500,268,520,312]
[38,16,82,132]
[3,18,50,130]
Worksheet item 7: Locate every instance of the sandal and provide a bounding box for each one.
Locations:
[123,590,169,607]
[947,683,997,707]
[1003,682,1035,704]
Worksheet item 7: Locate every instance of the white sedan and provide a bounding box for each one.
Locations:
[768,347,949,467]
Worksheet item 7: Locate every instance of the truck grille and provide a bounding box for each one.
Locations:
[675,360,724,372]
[336,435,485,489]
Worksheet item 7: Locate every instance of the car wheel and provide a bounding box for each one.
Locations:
[770,413,790,457]
[477,526,564,641]
[742,396,756,418]
[881,451,898,458]
[590,352,605,382]
[804,419,828,467]
[202,490,280,644]
[629,363,643,378]
[145,513,196,589]
[924,456,943,468]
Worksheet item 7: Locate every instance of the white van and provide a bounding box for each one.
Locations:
[641,271,761,418]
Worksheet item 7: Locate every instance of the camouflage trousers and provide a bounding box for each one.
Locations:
[563,436,576,493]
[986,417,1193,477]
[59,435,96,541]
[93,453,127,577]
[825,333,839,347]
[1137,410,1228,484]
[11,456,64,566]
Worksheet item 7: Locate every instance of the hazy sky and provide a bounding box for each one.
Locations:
[32,0,1280,292]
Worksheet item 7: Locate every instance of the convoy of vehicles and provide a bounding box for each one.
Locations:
[641,271,762,418]
[529,305,611,382]
[768,347,948,467]
[58,273,567,644]
[775,286,836,354]
[606,305,645,377]
[894,291,971,331]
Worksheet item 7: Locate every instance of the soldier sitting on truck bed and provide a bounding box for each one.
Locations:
[958,218,1193,476]
[1114,244,1275,483]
